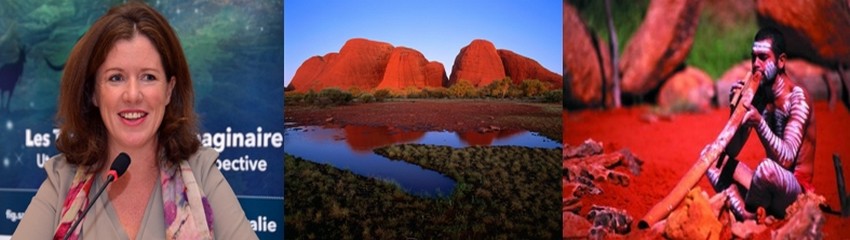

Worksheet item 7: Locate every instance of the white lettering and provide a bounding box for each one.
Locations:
[5,209,24,223]
[53,128,61,141]
[250,215,277,232]
[215,155,268,172]
[36,153,51,168]
[198,126,283,153]
[25,129,51,147]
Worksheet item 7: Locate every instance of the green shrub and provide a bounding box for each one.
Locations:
[403,87,427,98]
[284,92,306,104]
[357,93,376,103]
[316,88,353,107]
[373,89,391,101]
[348,87,366,99]
[507,87,524,99]
[519,79,550,97]
[483,77,512,98]
[422,87,450,98]
[448,80,479,98]
[542,90,563,103]
[304,89,318,104]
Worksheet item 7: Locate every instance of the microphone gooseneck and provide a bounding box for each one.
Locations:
[63,152,132,240]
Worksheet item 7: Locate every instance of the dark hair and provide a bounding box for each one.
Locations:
[56,1,199,172]
[754,27,786,56]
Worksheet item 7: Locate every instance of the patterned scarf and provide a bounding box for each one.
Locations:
[53,160,213,240]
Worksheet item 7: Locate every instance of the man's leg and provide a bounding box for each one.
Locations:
[706,156,756,220]
[745,159,803,218]
[706,155,755,191]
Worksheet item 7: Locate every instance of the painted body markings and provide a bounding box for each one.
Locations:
[756,80,810,170]
[752,41,772,53]
[753,40,778,80]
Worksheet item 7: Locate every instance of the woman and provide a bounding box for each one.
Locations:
[13,2,257,239]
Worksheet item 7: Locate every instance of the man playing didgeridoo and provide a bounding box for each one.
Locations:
[704,27,816,220]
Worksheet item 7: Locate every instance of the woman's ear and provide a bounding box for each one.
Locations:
[166,76,176,105]
[92,91,99,107]
[778,53,787,70]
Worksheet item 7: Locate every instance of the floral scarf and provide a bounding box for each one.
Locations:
[53,160,213,240]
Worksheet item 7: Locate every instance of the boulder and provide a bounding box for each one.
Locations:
[563,2,612,108]
[715,60,752,107]
[773,193,826,239]
[785,59,843,103]
[657,67,715,113]
[563,138,604,159]
[664,187,722,240]
[377,47,432,90]
[449,39,506,87]
[755,0,850,66]
[716,59,843,107]
[563,212,592,239]
[290,38,393,92]
[619,0,703,96]
[498,49,563,90]
[586,205,633,235]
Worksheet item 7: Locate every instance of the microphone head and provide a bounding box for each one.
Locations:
[110,152,132,178]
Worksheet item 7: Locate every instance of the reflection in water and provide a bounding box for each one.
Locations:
[343,126,425,153]
[284,124,561,197]
[456,129,523,146]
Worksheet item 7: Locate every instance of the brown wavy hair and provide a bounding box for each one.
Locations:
[56,1,199,172]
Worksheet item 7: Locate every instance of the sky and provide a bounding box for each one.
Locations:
[283,0,562,87]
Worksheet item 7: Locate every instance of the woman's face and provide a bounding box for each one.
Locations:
[94,34,175,151]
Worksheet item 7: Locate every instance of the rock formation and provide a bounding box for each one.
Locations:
[563,2,612,108]
[498,49,562,90]
[755,0,850,67]
[290,37,559,93]
[377,47,445,90]
[449,39,506,87]
[619,0,703,96]
[288,53,336,92]
[289,38,393,92]
[425,61,448,88]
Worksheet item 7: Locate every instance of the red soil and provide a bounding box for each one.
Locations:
[564,101,850,238]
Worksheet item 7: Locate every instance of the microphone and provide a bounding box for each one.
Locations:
[63,152,131,240]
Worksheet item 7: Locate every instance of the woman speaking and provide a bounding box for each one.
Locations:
[13,1,256,239]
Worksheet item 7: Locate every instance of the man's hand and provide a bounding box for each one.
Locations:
[729,79,745,107]
[742,102,763,127]
[730,71,763,108]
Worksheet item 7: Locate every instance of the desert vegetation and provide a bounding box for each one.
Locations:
[284,77,562,107]
[284,144,561,239]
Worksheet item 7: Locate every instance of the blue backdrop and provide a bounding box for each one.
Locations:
[0,1,283,239]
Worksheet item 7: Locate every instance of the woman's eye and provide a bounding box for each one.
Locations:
[142,74,157,81]
[108,75,123,82]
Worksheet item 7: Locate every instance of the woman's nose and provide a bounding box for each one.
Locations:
[123,78,143,103]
